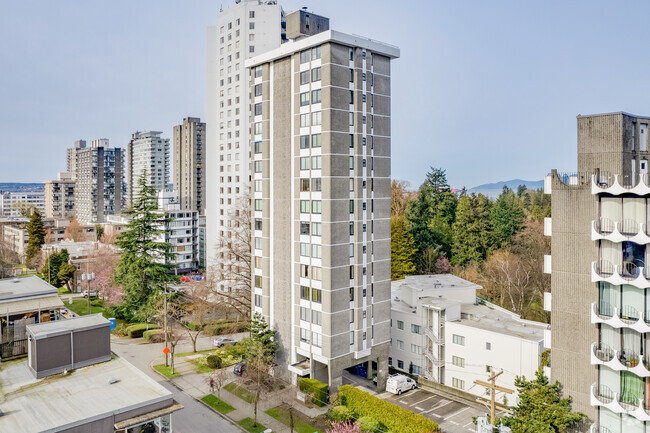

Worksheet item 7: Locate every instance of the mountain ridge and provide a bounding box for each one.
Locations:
[469,179,543,191]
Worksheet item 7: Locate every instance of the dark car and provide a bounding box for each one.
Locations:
[234,361,246,376]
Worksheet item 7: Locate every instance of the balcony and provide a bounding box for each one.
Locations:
[592,173,650,196]
[590,425,613,433]
[590,302,650,333]
[591,218,650,244]
[590,382,650,421]
[592,260,650,289]
[590,342,650,378]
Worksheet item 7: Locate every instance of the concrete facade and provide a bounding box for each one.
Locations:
[548,112,650,432]
[66,139,86,180]
[246,27,399,389]
[127,131,170,206]
[173,117,206,213]
[0,191,45,217]
[44,172,75,219]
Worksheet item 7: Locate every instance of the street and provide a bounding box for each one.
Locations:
[110,334,241,433]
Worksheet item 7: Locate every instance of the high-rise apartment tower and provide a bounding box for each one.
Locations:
[127,131,170,206]
[173,117,206,213]
[246,12,399,389]
[66,140,86,180]
[44,172,75,219]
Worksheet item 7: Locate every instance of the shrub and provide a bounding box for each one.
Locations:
[204,320,248,336]
[206,355,222,369]
[339,385,438,433]
[143,329,164,343]
[300,377,329,407]
[126,323,160,338]
[358,417,383,433]
[329,405,354,423]
[112,322,129,336]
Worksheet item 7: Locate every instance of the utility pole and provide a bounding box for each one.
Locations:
[474,370,514,426]
[164,282,168,367]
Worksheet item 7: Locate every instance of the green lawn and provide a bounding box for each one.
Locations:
[190,357,215,374]
[64,299,109,318]
[175,348,215,357]
[224,382,256,403]
[58,287,72,295]
[237,417,268,433]
[265,406,324,433]
[153,364,181,378]
[201,394,235,414]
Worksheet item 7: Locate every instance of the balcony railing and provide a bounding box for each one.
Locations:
[592,383,614,404]
[619,350,640,368]
[595,217,615,234]
[424,326,443,344]
[593,343,614,363]
[593,173,650,196]
[620,305,640,323]
[424,347,445,367]
[595,260,614,276]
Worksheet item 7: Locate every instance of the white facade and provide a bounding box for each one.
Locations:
[0,192,45,217]
[127,131,170,206]
[205,0,285,276]
[389,275,547,405]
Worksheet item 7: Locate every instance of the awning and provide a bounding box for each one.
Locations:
[288,359,311,376]
[0,296,64,316]
[114,403,184,430]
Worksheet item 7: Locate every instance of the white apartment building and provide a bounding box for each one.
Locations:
[246,11,399,389]
[205,0,286,277]
[44,172,75,219]
[0,192,45,217]
[127,131,170,206]
[390,275,547,405]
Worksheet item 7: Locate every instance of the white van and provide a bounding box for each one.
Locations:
[385,374,416,395]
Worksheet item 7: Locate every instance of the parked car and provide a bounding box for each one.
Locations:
[233,361,246,376]
[213,337,237,348]
[385,374,416,395]
[81,290,98,298]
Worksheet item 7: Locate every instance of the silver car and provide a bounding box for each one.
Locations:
[213,336,237,348]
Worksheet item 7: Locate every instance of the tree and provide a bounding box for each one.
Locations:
[89,245,123,305]
[26,209,45,264]
[391,180,414,219]
[95,224,104,242]
[0,237,19,278]
[243,341,275,427]
[112,172,173,322]
[244,312,278,363]
[391,216,417,280]
[210,367,229,399]
[500,369,585,433]
[490,187,525,250]
[64,219,84,242]
[181,281,214,353]
[435,257,452,274]
[451,194,490,267]
[42,250,63,287]
[327,422,361,433]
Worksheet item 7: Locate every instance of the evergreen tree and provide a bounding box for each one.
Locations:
[113,172,173,322]
[26,209,45,263]
[391,216,417,280]
[245,312,278,363]
[42,251,62,287]
[501,369,585,433]
[490,187,525,249]
[451,194,491,267]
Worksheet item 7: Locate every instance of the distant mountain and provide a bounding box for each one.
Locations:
[470,179,544,191]
[0,183,45,193]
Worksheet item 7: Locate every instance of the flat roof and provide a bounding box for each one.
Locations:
[393,274,482,292]
[0,295,63,316]
[0,276,58,302]
[0,355,175,432]
[27,313,108,339]
[576,111,650,120]
[456,303,547,342]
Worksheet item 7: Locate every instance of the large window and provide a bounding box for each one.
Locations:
[300,157,310,170]
[254,122,262,135]
[254,103,262,116]
[411,324,421,334]
[254,294,262,307]
[452,356,465,368]
[300,243,310,257]
[311,67,321,82]
[254,199,262,211]
[300,307,309,321]
[312,288,322,303]
[311,111,322,126]
[254,66,262,78]
[254,141,262,154]
[411,344,422,355]
[312,332,322,347]
[300,200,310,213]
[312,310,322,325]
[452,378,465,390]
[312,222,322,236]
[311,46,321,60]
[311,89,322,104]
[254,275,262,288]
[300,286,310,300]
[300,71,310,85]
[452,334,465,346]
[311,200,322,214]
[300,179,310,192]
[300,92,310,106]
[312,244,322,259]
[254,161,262,173]
[311,156,322,170]
[254,84,262,96]
[300,50,310,63]
[300,135,310,149]
[311,133,322,148]
[300,114,309,128]
[311,178,321,191]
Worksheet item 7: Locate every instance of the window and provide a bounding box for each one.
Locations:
[300,157,310,170]
[254,66,262,78]
[249,11,255,18]
[312,310,322,325]
[300,92,310,106]
[349,266,354,279]
[349,243,354,257]
[397,340,404,350]
[249,45,255,53]
[412,365,422,375]
[411,344,422,354]
[254,122,262,135]
[312,244,322,259]
[388,357,392,366]
[311,46,321,60]
[311,156,322,169]
[312,288,322,303]
[255,257,262,268]
[311,111,322,126]
[397,320,404,330]
[311,89,322,104]
[312,222,322,236]
[300,222,310,235]
[486,342,491,350]
[254,161,262,173]
[311,133,322,148]
[300,328,310,342]
[349,200,354,214]
[300,114,309,127]
[452,378,465,390]
[300,135,310,149]
[349,178,355,191]
[300,307,309,322]
[300,200,310,213]
[254,141,262,153]
[349,90,354,104]
[254,103,262,116]
[349,222,354,235]
[349,156,354,169]
[300,71,310,85]
[349,287,355,301]
[397,360,404,369]
[255,199,262,211]
[452,356,465,368]
[486,365,492,373]
[300,286,310,300]
[349,112,354,125]
[255,294,262,307]
[300,179,310,192]
[300,50,310,63]
[254,275,262,287]
[452,334,465,346]
[255,219,263,231]
[254,180,262,191]
[254,84,262,96]
[411,324,421,334]
[254,237,262,250]
[312,332,322,347]
[349,48,354,60]
[311,67,321,82]
[311,178,321,191]
[250,22,255,29]
[349,69,354,82]
[300,243,310,257]
[311,200,322,214]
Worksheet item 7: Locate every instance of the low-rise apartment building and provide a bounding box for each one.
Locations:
[0,191,45,217]
[390,275,547,405]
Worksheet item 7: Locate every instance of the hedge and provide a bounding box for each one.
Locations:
[206,355,222,369]
[126,323,160,338]
[299,377,329,407]
[329,405,353,422]
[358,416,383,433]
[143,329,164,343]
[339,385,439,433]
[204,320,248,336]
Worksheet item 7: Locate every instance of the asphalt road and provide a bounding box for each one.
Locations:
[110,336,240,433]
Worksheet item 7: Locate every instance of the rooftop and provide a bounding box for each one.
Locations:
[0,276,58,303]
[27,314,108,339]
[0,355,175,432]
[457,302,547,341]
[394,274,481,292]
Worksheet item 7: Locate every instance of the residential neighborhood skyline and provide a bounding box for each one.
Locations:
[3,0,650,189]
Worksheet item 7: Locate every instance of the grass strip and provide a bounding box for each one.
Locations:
[237,417,268,433]
[201,394,235,414]
[265,406,324,433]
[153,364,182,378]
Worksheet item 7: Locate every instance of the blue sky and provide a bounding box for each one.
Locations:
[1,0,648,189]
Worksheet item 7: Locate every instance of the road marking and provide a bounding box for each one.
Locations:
[430,413,442,418]
[411,395,435,406]
[415,406,425,411]
[446,407,470,419]
[423,399,450,413]
[399,400,408,404]
[463,422,474,428]
[449,421,459,425]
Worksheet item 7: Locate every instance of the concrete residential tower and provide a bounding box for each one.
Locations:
[547,112,650,432]
[127,131,170,206]
[205,0,286,279]
[66,139,86,179]
[173,117,206,213]
[246,13,399,388]
[44,172,75,219]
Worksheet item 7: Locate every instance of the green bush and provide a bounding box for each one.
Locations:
[358,416,383,433]
[329,405,353,422]
[206,355,222,369]
[204,320,248,336]
[112,322,129,336]
[126,323,160,338]
[143,329,164,343]
[299,377,329,407]
[339,385,438,433]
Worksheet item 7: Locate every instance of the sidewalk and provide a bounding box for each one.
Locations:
[153,354,328,433]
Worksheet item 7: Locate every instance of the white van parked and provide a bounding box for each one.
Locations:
[385,374,416,395]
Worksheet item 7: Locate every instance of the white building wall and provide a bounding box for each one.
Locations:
[0,192,45,217]
[389,308,427,375]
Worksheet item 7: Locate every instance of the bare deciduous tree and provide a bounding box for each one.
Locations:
[210,367,229,399]
[180,281,214,353]
[391,180,415,219]
[64,219,84,242]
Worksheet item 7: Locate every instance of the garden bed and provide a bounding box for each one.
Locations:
[265,403,325,433]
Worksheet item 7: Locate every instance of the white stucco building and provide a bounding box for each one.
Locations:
[390,275,548,405]
[0,192,45,217]
[127,131,170,206]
